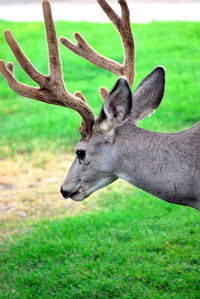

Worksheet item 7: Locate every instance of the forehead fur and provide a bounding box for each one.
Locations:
[76,124,109,150]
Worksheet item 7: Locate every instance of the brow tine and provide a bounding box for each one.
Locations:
[99,87,109,101]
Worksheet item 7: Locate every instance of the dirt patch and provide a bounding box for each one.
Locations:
[0,152,99,239]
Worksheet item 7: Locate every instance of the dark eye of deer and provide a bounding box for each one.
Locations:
[76,150,86,161]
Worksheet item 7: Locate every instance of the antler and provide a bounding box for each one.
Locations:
[0,0,95,137]
[60,0,135,99]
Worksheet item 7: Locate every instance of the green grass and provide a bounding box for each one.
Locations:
[0,20,200,298]
[0,189,200,299]
[0,20,200,156]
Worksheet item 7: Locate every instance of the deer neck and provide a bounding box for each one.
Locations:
[112,122,200,210]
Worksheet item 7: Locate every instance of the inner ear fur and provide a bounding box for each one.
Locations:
[97,77,132,133]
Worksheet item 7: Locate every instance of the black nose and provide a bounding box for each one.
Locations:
[60,187,71,199]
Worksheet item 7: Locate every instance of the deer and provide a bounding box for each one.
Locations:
[0,0,199,211]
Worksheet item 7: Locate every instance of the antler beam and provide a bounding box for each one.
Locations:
[0,0,95,137]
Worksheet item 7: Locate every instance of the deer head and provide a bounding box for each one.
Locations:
[0,0,165,202]
[61,66,165,201]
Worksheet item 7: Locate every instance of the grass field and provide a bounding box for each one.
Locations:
[0,20,200,298]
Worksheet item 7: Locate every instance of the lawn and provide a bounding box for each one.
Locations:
[0,198,199,298]
[0,20,200,298]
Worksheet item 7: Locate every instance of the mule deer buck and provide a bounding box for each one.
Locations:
[0,0,199,210]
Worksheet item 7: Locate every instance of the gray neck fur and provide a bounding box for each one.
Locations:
[113,122,200,210]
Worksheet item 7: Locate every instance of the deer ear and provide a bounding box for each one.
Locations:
[98,77,132,134]
[130,66,165,125]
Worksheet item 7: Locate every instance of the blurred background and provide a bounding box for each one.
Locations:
[0,0,200,22]
[0,0,200,2]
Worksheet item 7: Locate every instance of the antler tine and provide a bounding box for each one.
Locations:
[99,0,135,85]
[60,0,135,89]
[60,32,123,77]
[43,0,63,82]
[4,30,47,87]
[0,59,42,99]
[97,0,135,85]
[0,0,95,137]
[6,62,14,74]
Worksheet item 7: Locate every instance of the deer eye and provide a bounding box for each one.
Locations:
[76,150,86,161]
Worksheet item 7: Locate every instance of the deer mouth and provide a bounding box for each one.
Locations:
[70,190,79,197]
[70,189,85,201]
